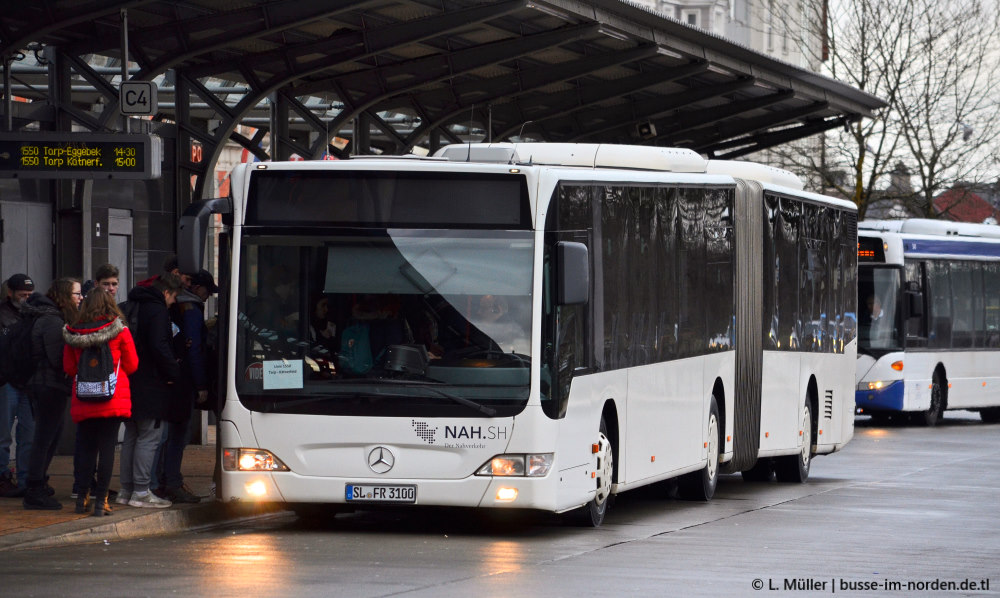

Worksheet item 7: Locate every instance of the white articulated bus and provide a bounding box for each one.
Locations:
[856,219,1000,425]
[179,143,857,526]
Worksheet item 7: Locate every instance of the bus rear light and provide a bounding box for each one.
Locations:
[223,448,290,472]
[476,454,553,477]
[891,361,903,371]
[592,443,600,453]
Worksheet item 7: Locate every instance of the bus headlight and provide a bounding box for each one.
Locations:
[476,454,553,477]
[858,380,896,391]
[223,448,290,472]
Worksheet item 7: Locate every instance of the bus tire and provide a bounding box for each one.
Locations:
[679,396,721,501]
[741,459,774,482]
[572,417,613,527]
[775,403,812,483]
[980,408,1000,423]
[920,375,945,427]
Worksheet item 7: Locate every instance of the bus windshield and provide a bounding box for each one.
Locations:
[858,266,903,352]
[234,229,534,417]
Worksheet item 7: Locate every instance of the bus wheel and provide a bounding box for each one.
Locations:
[920,376,944,427]
[573,417,614,527]
[775,403,812,483]
[980,408,1000,423]
[679,396,720,501]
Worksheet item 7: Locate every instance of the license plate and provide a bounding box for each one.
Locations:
[345,484,417,503]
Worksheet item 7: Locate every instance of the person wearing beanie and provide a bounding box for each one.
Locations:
[0,273,37,497]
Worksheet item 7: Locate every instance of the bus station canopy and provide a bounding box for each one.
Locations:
[1,0,884,163]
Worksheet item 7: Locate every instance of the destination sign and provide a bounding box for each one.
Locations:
[0,132,162,179]
[858,236,886,263]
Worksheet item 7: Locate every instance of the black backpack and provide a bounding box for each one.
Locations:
[0,311,42,389]
[118,300,140,329]
[75,342,119,402]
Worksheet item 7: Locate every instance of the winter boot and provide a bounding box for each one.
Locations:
[23,480,62,510]
[75,488,91,514]
[92,491,112,517]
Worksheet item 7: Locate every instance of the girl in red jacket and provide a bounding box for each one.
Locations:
[63,290,139,516]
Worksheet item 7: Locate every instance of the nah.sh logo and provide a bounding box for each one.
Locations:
[412,420,438,445]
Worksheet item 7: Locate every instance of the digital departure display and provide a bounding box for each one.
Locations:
[0,132,161,179]
[858,236,886,262]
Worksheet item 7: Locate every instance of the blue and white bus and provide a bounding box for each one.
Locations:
[180,143,857,526]
[856,219,1000,425]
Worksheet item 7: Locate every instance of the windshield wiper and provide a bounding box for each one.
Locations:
[256,391,366,413]
[254,381,498,416]
[374,380,496,416]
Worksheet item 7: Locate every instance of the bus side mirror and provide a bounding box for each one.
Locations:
[557,241,589,305]
[178,198,231,274]
[906,290,924,319]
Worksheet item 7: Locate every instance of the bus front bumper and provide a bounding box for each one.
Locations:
[855,380,904,412]
[219,470,564,511]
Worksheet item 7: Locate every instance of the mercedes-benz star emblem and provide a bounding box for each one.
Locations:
[368,446,395,474]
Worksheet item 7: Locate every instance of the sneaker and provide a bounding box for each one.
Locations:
[165,484,201,504]
[115,491,132,505]
[128,491,172,508]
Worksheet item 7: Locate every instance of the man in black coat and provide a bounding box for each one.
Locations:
[118,273,183,509]
[0,273,36,497]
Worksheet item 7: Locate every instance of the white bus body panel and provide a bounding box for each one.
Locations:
[761,346,856,457]
[622,352,734,489]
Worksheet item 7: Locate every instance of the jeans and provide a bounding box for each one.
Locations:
[25,388,68,487]
[120,418,160,494]
[74,417,122,497]
[151,417,190,489]
[0,384,34,487]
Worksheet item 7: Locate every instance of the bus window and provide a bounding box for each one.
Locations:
[858,266,902,351]
[926,261,952,349]
[970,264,985,348]
[949,262,974,348]
[986,262,1000,347]
[904,260,927,345]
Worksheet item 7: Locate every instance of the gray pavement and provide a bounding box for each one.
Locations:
[0,425,284,551]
